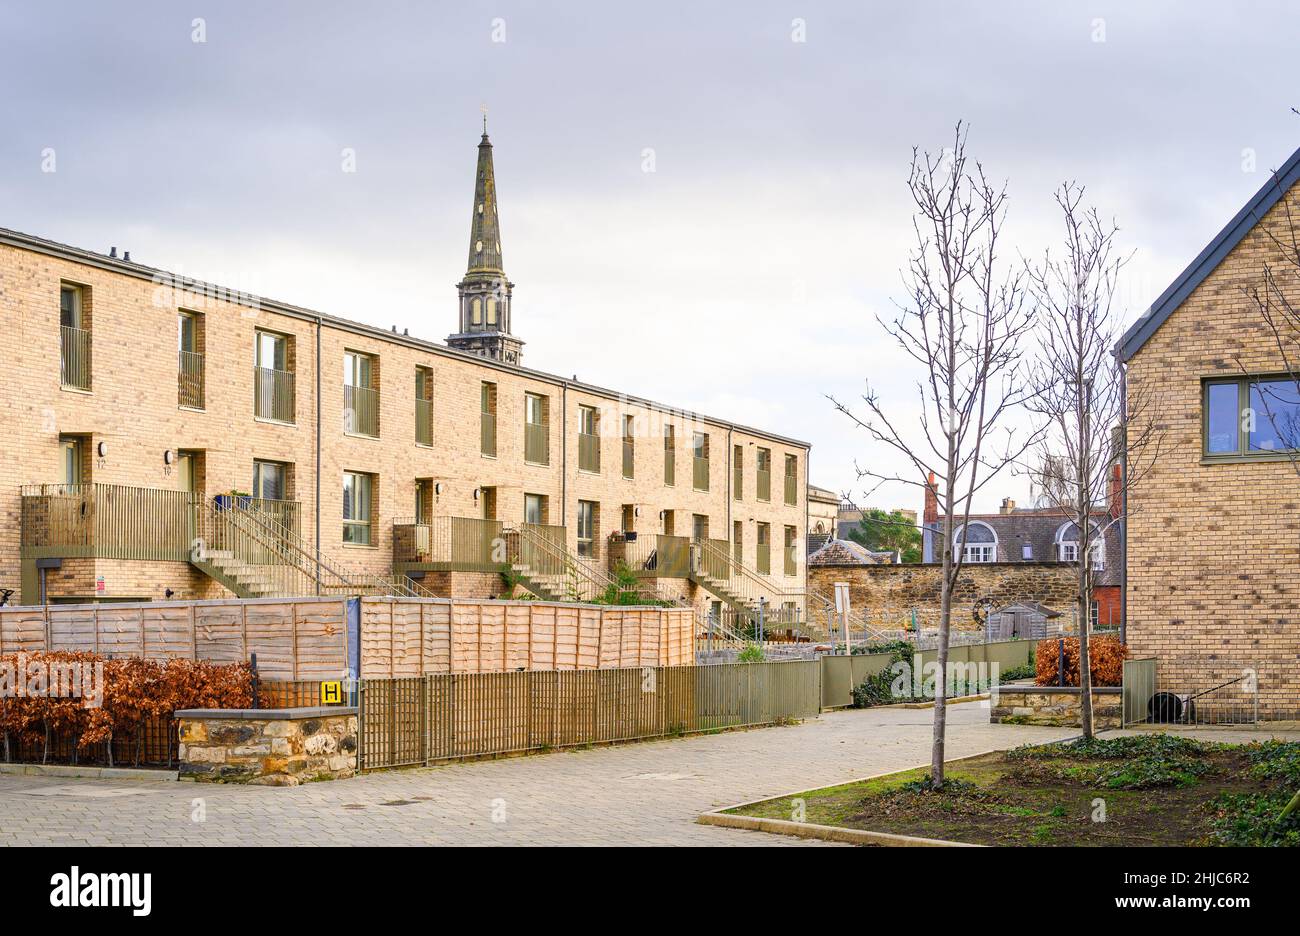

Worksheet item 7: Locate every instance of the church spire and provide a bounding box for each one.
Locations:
[447,117,524,366]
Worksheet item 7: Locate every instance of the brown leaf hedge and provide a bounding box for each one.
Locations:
[0,652,252,754]
[1035,636,1127,687]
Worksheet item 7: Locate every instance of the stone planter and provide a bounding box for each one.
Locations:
[990,685,1122,728]
[177,706,358,785]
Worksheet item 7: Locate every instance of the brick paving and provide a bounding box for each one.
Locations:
[0,703,1077,846]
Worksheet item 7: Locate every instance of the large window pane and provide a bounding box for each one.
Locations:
[343,471,372,544]
[1248,379,1300,452]
[1205,382,1239,453]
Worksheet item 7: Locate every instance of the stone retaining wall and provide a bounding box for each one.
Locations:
[990,686,1122,728]
[177,706,357,785]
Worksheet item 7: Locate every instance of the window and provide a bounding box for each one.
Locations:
[621,503,635,534]
[254,331,294,423]
[784,454,798,506]
[692,513,709,541]
[524,393,549,465]
[59,284,91,390]
[343,351,379,437]
[622,414,635,479]
[178,311,204,409]
[1204,376,1300,456]
[784,525,798,576]
[252,461,288,501]
[415,479,433,524]
[470,297,483,327]
[1055,521,1105,570]
[662,509,675,536]
[733,445,743,501]
[415,367,433,446]
[733,520,743,564]
[756,447,772,501]
[579,405,600,472]
[756,522,771,575]
[342,472,374,545]
[663,425,676,486]
[692,432,710,492]
[524,493,547,526]
[481,382,497,457]
[577,500,598,558]
[953,522,997,563]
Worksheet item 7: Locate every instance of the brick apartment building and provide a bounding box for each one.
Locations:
[0,125,810,628]
[1117,143,1300,717]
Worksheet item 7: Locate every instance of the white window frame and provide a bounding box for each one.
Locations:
[1054,521,1105,570]
[952,521,997,563]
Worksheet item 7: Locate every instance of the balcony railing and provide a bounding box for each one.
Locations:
[178,350,204,409]
[393,516,505,570]
[664,446,675,485]
[579,432,600,473]
[693,456,710,491]
[525,421,548,465]
[254,366,295,423]
[757,468,771,501]
[416,398,433,446]
[622,440,634,479]
[60,326,91,390]
[785,472,798,506]
[733,462,743,500]
[756,542,771,575]
[481,411,497,457]
[784,545,797,576]
[344,384,379,437]
[621,533,691,578]
[21,483,195,561]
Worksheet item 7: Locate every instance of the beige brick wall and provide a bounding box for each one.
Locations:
[1125,185,1300,717]
[0,239,809,605]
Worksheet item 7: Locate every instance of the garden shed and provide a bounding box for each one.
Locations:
[984,601,1059,641]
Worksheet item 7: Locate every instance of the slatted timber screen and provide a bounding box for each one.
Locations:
[357,660,821,769]
[0,597,350,681]
[357,598,694,676]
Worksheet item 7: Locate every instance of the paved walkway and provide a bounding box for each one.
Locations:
[0,703,1075,846]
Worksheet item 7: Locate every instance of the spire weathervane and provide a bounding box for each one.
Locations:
[481,103,488,135]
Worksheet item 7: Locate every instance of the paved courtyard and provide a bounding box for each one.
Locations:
[0,703,1082,846]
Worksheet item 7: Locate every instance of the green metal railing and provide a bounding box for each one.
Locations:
[481,411,497,456]
[622,440,634,479]
[60,326,91,390]
[525,421,548,465]
[693,455,709,491]
[622,534,691,578]
[784,471,798,506]
[756,467,771,501]
[416,398,433,446]
[756,541,771,575]
[393,516,505,570]
[178,350,204,409]
[579,432,600,472]
[21,483,193,561]
[344,384,379,437]
[784,545,797,576]
[664,444,675,485]
[254,366,295,423]
[733,460,743,500]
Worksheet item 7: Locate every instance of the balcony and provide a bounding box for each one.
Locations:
[664,447,675,486]
[481,411,497,457]
[622,440,634,479]
[60,325,91,391]
[579,432,600,473]
[416,398,433,446]
[525,421,548,465]
[785,473,798,506]
[344,384,379,438]
[756,542,771,575]
[392,516,506,571]
[178,350,204,409]
[20,484,304,564]
[254,366,295,423]
[784,545,797,576]
[693,456,710,492]
[621,533,691,578]
[757,468,771,501]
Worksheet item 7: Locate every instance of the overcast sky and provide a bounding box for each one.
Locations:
[3,1,1298,516]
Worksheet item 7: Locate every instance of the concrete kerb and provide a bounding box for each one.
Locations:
[0,763,178,781]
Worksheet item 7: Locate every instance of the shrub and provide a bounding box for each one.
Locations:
[736,643,765,663]
[850,641,917,708]
[0,653,252,759]
[1035,635,1127,686]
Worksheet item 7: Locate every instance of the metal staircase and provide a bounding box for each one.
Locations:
[191,497,432,599]
[688,538,803,639]
[500,523,660,604]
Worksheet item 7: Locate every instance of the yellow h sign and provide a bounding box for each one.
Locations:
[321,681,343,705]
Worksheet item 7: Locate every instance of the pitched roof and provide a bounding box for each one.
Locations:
[1115,143,1300,363]
[808,539,892,566]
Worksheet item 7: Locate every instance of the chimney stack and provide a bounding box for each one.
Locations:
[1000,498,1016,514]
[923,471,938,525]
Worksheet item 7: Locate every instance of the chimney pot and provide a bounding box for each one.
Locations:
[109,247,117,258]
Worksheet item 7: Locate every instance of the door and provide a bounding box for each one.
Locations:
[524,493,544,526]
[60,438,83,485]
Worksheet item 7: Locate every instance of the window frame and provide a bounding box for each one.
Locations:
[1202,374,1300,461]
[342,471,375,546]
[952,521,998,563]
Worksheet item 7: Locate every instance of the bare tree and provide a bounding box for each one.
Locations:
[1023,183,1160,738]
[830,124,1036,787]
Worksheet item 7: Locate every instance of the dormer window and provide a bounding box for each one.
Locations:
[1055,521,1105,570]
[953,521,997,563]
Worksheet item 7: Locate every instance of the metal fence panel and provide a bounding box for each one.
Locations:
[1122,658,1158,725]
[358,660,820,770]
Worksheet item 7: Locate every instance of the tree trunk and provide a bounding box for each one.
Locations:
[1078,557,1094,738]
[932,572,952,786]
